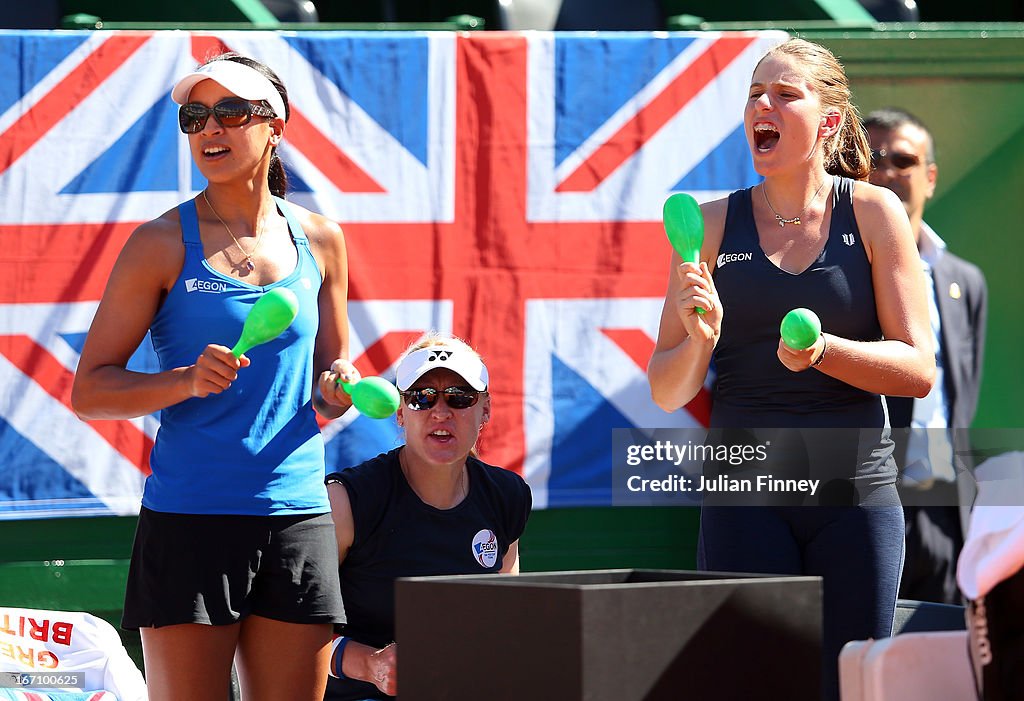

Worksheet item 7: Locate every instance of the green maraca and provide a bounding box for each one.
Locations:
[663,192,706,314]
[336,376,400,419]
[780,308,822,351]
[231,288,299,358]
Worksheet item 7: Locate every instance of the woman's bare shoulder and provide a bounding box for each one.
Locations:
[116,207,186,285]
[700,194,732,265]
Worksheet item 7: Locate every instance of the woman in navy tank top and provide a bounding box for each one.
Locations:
[72,54,356,700]
[649,39,935,700]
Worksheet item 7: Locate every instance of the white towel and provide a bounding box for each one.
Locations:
[956,451,1024,599]
[0,608,146,701]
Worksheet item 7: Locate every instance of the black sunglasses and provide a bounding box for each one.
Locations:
[401,386,484,411]
[871,148,921,172]
[178,98,277,134]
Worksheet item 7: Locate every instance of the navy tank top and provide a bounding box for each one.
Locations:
[709,176,895,489]
[144,197,329,515]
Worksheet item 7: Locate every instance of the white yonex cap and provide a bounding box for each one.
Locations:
[171,60,287,125]
[395,344,489,392]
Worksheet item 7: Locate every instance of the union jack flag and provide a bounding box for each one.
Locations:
[0,29,785,518]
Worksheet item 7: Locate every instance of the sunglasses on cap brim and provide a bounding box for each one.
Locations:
[400,386,484,411]
[178,98,277,134]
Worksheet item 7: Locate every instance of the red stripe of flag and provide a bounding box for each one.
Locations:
[556,36,757,193]
[0,334,152,475]
[600,327,711,426]
[354,330,424,377]
[0,222,138,304]
[0,34,151,176]
[191,35,231,63]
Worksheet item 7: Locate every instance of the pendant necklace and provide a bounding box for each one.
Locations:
[762,179,828,227]
[202,190,264,272]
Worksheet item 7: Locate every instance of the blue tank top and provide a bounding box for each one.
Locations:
[143,197,329,515]
[709,177,895,490]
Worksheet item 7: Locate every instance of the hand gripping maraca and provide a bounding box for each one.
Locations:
[231,288,299,357]
[662,192,706,314]
[336,376,400,419]
[780,308,822,351]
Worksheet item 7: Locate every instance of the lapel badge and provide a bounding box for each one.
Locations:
[949,282,962,300]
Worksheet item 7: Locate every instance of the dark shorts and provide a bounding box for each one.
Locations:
[123,507,345,630]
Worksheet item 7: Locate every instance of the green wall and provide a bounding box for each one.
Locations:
[813,30,1024,430]
[0,508,700,672]
[60,0,277,24]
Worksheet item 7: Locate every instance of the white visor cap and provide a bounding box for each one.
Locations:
[395,345,489,392]
[171,60,286,126]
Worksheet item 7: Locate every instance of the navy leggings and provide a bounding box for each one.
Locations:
[699,485,904,701]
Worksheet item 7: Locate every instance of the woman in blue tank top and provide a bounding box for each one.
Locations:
[649,39,936,700]
[72,54,356,700]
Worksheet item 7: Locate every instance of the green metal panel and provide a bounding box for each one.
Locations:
[519,507,699,572]
[313,0,500,26]
[664,0,873,24]
[0,516,136,562]
[0,517,139,665]
[61,17,487,30]
[810,31,1024,429]
[0,560,129,611]
[690,21,1024,38]
[918,0,1023,22]
[230,0,278,25]
[60,0,279,24]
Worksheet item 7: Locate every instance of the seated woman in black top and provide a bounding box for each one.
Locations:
[323,333,532,700]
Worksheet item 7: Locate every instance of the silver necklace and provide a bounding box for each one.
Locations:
[762,179,828,227]
[202,190,264,272]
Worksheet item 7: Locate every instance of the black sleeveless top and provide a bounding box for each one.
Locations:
[709,176,896,491]
[324,449,532,700]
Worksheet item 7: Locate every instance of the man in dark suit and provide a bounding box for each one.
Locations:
[866,108,988,604]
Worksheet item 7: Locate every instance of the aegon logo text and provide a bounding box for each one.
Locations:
[185,278,228,294]
[716,252,753,269]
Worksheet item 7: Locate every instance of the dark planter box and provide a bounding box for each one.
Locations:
[395,568,821,700]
